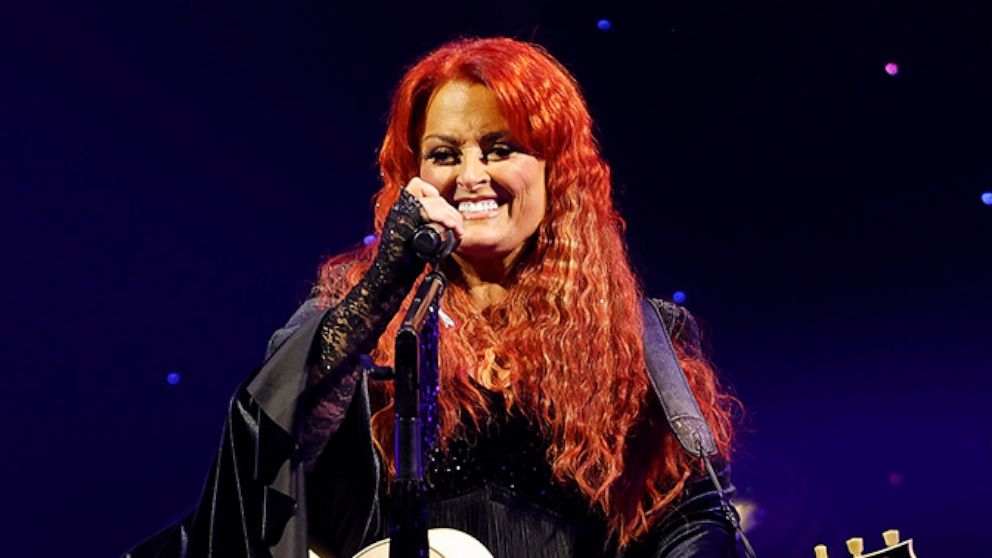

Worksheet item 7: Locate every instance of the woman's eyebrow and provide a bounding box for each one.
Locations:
[422,130,512,145]
[480,130,511,142]
[422,133,461,145]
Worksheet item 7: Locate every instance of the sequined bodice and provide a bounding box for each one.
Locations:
[425,400,589,516]
[372,393,612,558]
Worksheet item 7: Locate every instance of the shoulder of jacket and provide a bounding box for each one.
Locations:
[264,297,328,361]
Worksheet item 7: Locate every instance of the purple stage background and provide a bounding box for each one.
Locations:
[2,1,990,556]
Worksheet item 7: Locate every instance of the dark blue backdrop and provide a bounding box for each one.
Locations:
[3,1,990,556]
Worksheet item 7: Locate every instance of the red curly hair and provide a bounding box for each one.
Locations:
[315,37,737,548]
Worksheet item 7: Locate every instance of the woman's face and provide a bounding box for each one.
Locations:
[419,80,547,267]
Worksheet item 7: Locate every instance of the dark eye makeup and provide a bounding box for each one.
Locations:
[424,146,461,165]
[423,142,522,165]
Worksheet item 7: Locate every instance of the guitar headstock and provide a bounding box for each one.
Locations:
[814,529,917,558]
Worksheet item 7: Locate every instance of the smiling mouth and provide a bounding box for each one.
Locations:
[458,199,501,220]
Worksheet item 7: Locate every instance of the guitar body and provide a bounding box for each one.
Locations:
[308,528,494,558]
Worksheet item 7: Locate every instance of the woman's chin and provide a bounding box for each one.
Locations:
[454,240,520,263]
[454,242,507,260]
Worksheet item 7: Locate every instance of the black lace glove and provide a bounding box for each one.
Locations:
[299,189,427,467]
[316,189,427,377]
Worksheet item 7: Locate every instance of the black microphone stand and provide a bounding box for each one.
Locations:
[389,268,446,558]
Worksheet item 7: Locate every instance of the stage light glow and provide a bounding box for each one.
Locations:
[732,499,761,532]
[884,62,899,76]
[982,192,992,206]
[167,372,181,385]
[363,234,377,246]
[889,472,903,487]
[597,19,612,31]
[673,290,687,304]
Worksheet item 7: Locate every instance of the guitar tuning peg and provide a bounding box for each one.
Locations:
[814,544,829,558]
[882,529,900,546]
[846,537,864,557]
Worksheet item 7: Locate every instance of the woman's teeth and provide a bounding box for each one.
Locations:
[458,200,499,215]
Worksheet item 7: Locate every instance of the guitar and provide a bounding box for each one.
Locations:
[814,529,917,557]
[308,528,494,558]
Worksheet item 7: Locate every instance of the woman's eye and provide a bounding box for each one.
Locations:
[484,144,515,162]
[425,148,460,165]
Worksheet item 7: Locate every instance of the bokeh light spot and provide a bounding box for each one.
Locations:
[363,234,377,246]
[673,290,687,304]
[884,62,899,76]
[167,372,181,385]
[597,19,612,32]
[889,472,903,487]
[982,192,992,206]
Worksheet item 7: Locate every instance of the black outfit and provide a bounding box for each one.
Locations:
[126,191,738,558]
[369,390,737,558]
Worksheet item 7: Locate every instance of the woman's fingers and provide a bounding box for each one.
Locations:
[418,198,464,237]
[404,178,464,237]
[404,177,439,197]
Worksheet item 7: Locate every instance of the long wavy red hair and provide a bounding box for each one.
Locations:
[314,37,737,547]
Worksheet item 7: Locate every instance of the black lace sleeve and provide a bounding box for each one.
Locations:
[298,190,426,468]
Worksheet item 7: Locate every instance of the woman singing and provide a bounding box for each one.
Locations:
[128,37,742,558]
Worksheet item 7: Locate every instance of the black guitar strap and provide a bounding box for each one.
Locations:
[640,298,757,558]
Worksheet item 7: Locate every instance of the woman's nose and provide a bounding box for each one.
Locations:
[457,154,490,191]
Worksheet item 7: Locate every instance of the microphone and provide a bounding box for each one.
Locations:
[411,224,460,262]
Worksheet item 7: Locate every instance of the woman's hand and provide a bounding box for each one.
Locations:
[404,178,465,240]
